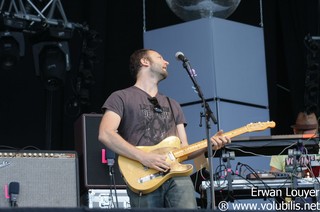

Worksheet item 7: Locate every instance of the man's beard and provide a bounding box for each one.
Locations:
[158,71,168,82]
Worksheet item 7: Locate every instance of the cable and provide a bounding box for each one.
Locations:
[110,165,119,208]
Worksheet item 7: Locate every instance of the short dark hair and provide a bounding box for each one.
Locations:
[129,49,150,80]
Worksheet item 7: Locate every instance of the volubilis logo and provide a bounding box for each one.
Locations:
[0,160,11,168]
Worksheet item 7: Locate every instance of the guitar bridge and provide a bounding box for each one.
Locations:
[168,152,175,161]
[138,172,164,183]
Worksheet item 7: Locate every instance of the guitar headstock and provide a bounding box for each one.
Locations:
[246,121,276,132]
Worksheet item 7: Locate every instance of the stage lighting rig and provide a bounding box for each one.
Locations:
[0,0,87,36]
[32,41,70,90]
[0,31,25,70]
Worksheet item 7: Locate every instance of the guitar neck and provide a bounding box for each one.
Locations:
[172,123,273,159]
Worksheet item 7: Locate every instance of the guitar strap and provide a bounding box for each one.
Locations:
[166,96,176,124]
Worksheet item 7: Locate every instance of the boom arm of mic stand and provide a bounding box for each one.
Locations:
[182,61,217,124]
[181,60,217,209]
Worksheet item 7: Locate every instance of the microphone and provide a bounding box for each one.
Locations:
[106,149,115,167]
[102,148,115,175]
[9,182,19,207]
[175,51,188,62]
[101,148,115,166]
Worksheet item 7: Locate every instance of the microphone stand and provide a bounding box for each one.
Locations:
[181,58,218,209]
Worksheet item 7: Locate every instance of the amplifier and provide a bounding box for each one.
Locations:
[0,150,79,207]
[74,114,126,192]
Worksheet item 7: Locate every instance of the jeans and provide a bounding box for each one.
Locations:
[127,176,197,208]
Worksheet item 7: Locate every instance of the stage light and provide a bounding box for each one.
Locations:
[3,16,27,30]
[32,41,71,91]
[0,31,25,70]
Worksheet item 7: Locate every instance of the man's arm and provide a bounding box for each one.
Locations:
[98,110,170,172]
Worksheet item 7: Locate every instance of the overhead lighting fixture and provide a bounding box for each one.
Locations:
[32,41,71,91]
[0,31,25,70]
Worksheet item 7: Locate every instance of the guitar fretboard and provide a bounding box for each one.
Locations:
[173,121,275,158]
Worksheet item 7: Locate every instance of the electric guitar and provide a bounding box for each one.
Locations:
[118,121,276,194]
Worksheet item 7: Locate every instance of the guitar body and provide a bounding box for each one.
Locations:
[118,136,194,194]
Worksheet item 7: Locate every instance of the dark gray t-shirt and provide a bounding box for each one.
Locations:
[102,86,186,146]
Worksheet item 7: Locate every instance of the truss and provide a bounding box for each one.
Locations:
[0,0,86,31]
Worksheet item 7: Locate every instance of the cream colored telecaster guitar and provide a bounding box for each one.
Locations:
[118,121,276,194]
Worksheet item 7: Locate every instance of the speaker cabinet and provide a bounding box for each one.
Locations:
[0,150,79,207]
[74,114,126,192]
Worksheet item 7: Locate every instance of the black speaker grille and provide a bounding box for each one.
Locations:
[74,114,126,191]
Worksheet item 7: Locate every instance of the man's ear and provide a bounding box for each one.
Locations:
[140,57,150,66]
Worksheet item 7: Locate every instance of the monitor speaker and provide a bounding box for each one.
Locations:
[74,114,126,192]
[0,150,79,207]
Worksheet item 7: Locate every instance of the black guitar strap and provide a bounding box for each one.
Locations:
[166,96,176,124]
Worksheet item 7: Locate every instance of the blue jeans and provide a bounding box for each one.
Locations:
[127,176,197,208]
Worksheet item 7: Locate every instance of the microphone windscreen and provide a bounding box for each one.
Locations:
[9,182,19,194]
[175,51,184,60]
[106,149,115,159]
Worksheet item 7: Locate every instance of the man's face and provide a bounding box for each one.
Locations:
[148,51,169,80]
